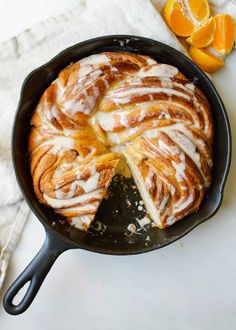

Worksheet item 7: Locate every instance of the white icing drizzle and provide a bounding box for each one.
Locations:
[110,145,123,154]
[158,140,179,156]
[139,109,146,122]
[79,54,110,66]
[174,193,194,213]
[79,68,103,84]
[62,202,99,214]
[93,105,148,132]
[50,137,75,154]
[63,99,88,115]
[63,129,78,136]
[44,189,103,208]
[53,161,72,178]
[169,131,199,161]
[45,103,53,121]
[109,87,190,105]
[88,165,98,176]
[55,189,66,199]
[185,83,195,91]
[159,195,169,210]
[144,123,187,138]
[56,78,65,101]
[161,176,176,196]
[51,105,59,118]
[146,58,157,65]
[92,111,116,131]
[55,169,100,200]
[158,110,171,120]
[171,153,186,182]
[70,215,93,230]
[32,136,75,155]
[119,112,130,128]
[76,172,100,193]
[166,215,176,226]
[169,184,176,196]
[107,125,141,144]
[63,86,100,116]
[137,64,178,78]
[78,65,94,78]
[160,77,174,89]
[167,130,207,184]
[94,97,194,135]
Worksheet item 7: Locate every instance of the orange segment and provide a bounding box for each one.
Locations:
[212,14,236,55]
[189,46,224,73]
[184,0,210,25]
[186,17,216,48]
[163,0,196,37]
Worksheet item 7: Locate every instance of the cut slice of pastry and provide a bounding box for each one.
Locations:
[44,153,121,230]
[32,149,120,230]
[122,125,210,228]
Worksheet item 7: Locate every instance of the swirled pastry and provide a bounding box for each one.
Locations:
[29,51,213,230]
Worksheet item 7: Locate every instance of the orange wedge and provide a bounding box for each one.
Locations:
[163,0,196,37]
[163,0,210,37]
[187,17,216,48]
[189,46,224,73]
[212,14,236,55]
[184,0,210,26]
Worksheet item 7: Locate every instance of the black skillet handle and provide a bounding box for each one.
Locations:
[3,230,70,315]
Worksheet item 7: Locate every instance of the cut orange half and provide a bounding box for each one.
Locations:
[187,17,216,48]
[183,0,210,26]
[189,46,224,73]
[163,0,196,37]
[212,14,236,55]
[163,0,210,37]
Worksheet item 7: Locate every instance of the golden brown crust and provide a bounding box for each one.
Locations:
[29,51,213,230]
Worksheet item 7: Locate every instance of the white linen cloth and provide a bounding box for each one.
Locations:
[0,0,235,290]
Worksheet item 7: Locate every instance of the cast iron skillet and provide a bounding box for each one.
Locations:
[3,35,231,315]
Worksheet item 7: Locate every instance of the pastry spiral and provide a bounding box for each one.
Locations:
[29,51,213,230]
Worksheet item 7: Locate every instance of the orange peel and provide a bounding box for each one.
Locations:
[186,17,216,48]
[189,46,224,73]
[212,14,236,55]
[163,0,196,37]
[163,0,210,37]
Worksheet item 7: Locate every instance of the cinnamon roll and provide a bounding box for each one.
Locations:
[29,51,213,230]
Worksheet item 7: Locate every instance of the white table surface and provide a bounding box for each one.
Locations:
[0,1,235,329]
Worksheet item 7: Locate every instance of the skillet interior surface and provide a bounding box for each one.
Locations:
[12,35,231,255]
